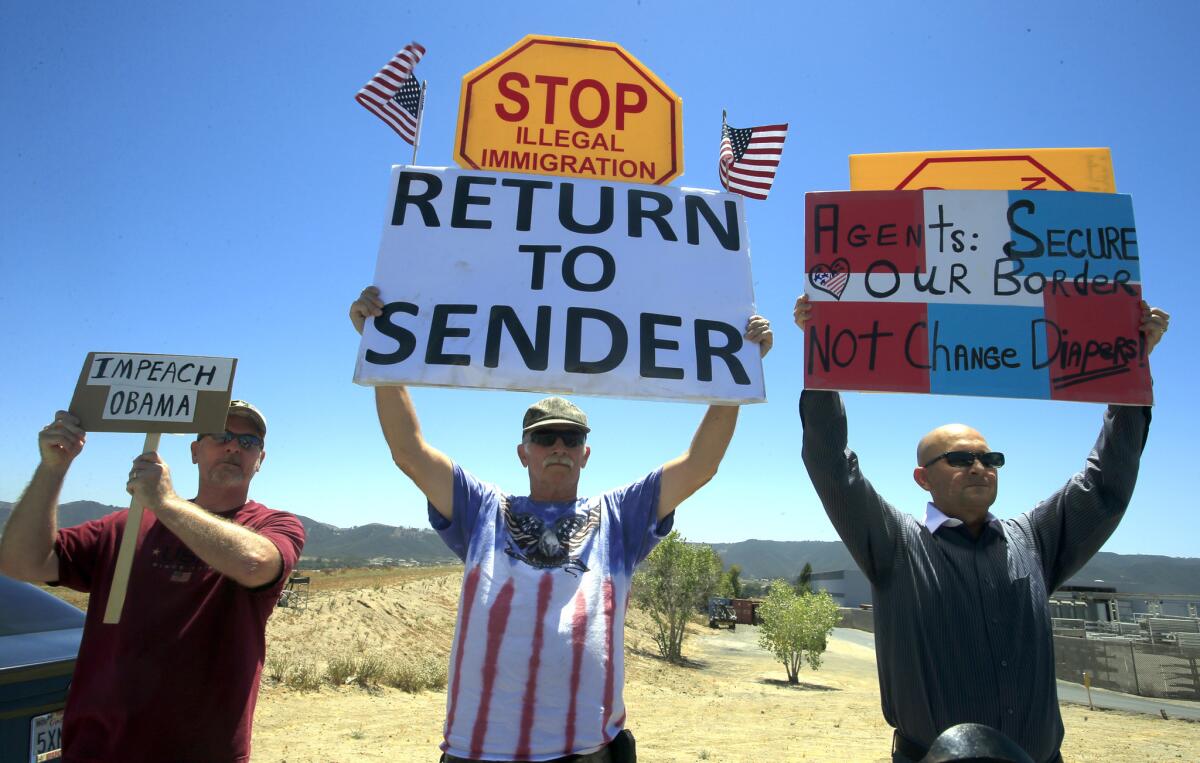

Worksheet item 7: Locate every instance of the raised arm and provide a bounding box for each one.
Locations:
[1028,300,1167,589]
[126,455,297,589]
[0,411,83,582]
[795,295,904,583]
[352,286,455,518]
[658,314,772,520]
[1026,405,1150,590]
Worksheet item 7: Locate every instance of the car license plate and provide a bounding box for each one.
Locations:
[30,710,63,762]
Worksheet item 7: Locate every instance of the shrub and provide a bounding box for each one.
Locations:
[325,653,357,685]
[354,653,389,687]
[284,659,323,691]
[265,654,289,683]
[385,654,448,692]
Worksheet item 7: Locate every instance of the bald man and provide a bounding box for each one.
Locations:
[793,295,1169,763]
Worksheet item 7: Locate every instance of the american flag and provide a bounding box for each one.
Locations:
[719,122,788,200]
[355,42,426,144]
[810,267,849,301]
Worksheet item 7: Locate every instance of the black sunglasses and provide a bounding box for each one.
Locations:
[923,450,1005,469]
[205,431,265,451]
[527,429,587,448]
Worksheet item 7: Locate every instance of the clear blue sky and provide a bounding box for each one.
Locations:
[2,2,1196,559]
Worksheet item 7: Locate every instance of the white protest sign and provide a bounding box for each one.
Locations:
[354,166,764,403]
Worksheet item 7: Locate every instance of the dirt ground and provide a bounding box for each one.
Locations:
[250,568,1200,762]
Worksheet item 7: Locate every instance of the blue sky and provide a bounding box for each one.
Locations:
[2,2,1196,560]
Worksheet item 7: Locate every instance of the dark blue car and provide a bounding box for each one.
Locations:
[0,575,83,762]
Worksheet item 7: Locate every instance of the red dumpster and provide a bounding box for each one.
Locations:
[731,598,762,625]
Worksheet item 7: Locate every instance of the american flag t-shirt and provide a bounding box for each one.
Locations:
[719,123,788,200]
[355,42,426,144]
[431,465,667,760]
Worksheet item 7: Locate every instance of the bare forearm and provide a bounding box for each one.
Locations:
[151,498,282,588]
[0,463,67,581]
[658,404,740,519]
[374,386,454,515]
[687,404,740,475]
[375,386,425,465]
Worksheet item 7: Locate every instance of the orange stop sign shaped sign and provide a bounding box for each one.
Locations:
[850,148,1116,192]
[454,35,683,184]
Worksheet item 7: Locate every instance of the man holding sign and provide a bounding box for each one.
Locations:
[352,285,771,763]
[0,400,305,763]
[793,293,1169,763]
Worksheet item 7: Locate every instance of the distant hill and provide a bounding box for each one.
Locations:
[0,500,456,566]
[709,539,855,580]
[295,514,454,563]
[1062,552,1200,595]
[708,539,1200,595]
[3,501,1197,592]
[0,500,117,529]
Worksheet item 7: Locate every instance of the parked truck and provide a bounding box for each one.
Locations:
[707,597,737,630]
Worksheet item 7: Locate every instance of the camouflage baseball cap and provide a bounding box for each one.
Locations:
[228,399,267,437]
[522,396,589,433]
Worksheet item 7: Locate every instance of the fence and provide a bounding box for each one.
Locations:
[837,607,874,633]
[1054,635,1200,700]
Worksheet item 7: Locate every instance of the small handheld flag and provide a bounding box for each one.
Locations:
[355,42,426,144]
[719,119,788,200]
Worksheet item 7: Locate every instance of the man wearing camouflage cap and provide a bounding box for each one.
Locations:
[0,400,305,762]
[351,285,772,763]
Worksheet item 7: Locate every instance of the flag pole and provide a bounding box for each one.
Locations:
[411,80,428,166]
[720,110,728,190]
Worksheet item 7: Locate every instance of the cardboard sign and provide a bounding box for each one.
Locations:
[804,190,1151,404]
[70,353,237,432]
[454,35,683,185]
[850,148,1116,192]
[355,166,764,403]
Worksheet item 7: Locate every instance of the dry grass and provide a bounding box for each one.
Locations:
[38,565,1200,761]
[301,564,459,593]
[252,567,1200,762]
[384,654,448,692]
[40,584,88,611]
[323,653,358,686]
[281,658,323,692]
[38,563,460,610]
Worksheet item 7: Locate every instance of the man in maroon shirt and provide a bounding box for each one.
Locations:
[0,400,305,763]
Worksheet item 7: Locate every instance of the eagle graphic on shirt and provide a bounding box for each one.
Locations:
[501,497,601,576]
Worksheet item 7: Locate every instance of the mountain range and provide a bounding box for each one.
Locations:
[2,501,1198,594]
[0,500,457,564]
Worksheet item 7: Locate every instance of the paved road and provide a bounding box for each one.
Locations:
[830,628,1200,721]
[833,627,876,650]
[1055,680,1200,720]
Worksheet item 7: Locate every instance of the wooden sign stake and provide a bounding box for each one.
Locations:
[102,431,162,625]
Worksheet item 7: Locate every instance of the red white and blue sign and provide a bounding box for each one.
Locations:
[803,190,1151,405]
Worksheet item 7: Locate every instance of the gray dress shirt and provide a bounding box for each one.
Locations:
[799,390,1151,763]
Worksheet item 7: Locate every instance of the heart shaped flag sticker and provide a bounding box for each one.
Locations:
[809,258,851,300]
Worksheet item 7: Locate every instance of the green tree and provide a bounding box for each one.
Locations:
[717,563,743,599]
[794,562,814,595]
[756,580,841,684]
[632,531,722,663]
